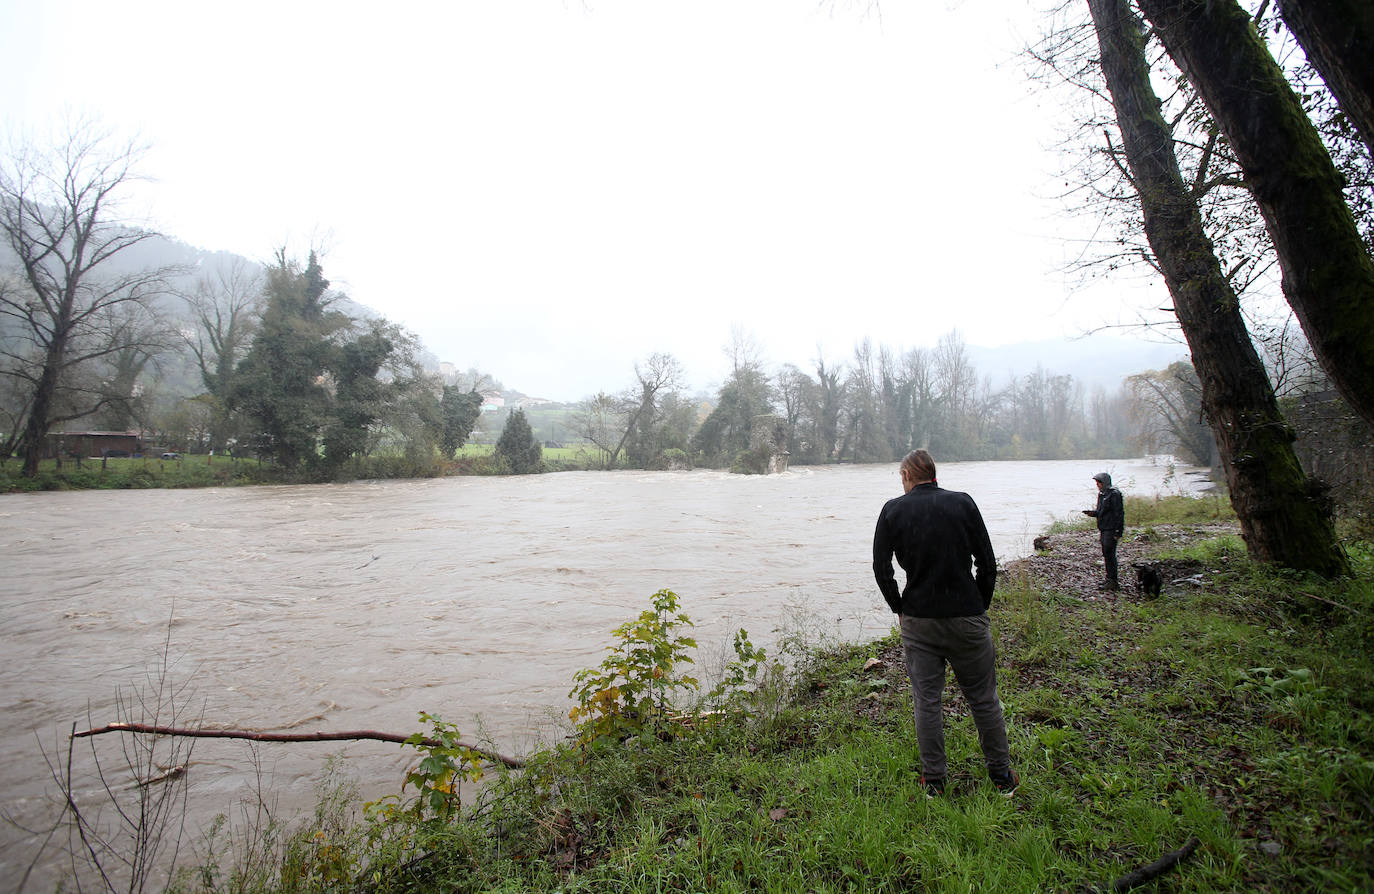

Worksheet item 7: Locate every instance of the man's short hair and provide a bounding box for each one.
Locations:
[901,449,937,483]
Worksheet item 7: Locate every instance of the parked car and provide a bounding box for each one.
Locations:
[161,452,180,460]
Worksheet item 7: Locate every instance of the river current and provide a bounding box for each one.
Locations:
[0,457,1205,886]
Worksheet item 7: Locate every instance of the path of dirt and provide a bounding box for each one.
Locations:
[1003,524,1235,602]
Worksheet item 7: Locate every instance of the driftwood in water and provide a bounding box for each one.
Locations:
[1109,837,1200,892]
[73,722,526,768]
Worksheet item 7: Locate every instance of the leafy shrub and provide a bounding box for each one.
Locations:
[568,589,700,745]
[365,712,485,827]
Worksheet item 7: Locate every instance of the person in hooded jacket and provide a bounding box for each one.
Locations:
[1083,471,1125,590]
[873,449,1017,799]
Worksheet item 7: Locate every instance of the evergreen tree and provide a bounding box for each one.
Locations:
[692,366,774,467]
[321,323,393,471]
[439,386,483,458]
[227,252,345,469]
[495,408,542,474]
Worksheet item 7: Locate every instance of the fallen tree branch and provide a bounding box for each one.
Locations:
[1110,836,1200,892]
[72,722,526,768]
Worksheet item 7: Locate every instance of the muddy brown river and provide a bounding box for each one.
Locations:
[0,458,1204,888]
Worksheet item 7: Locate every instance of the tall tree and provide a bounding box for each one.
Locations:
[775,363,814,462]
[438,385,483,458]
[575,391,627,469]
[842,338,887,463]
[931,331,977,458]
[1135,0,1374,429]
[809,354,844,464]
[181,257,261,451]
[693,356,774,468]
[898,346,936,455]
[86,302,169,432]
[0,122,175,474]
[621,353,686,468]
[227,251,344,469]
[1126,362,1216,466]
[1088,0,1348,574]
[321,321,393,471]
[576,353,684,469]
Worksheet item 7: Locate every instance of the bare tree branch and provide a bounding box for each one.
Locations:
[73,722,527,769]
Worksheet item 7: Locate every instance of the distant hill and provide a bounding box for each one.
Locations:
[4,224,1189,401]
[968,336,1187,394]
[0,225,383,330]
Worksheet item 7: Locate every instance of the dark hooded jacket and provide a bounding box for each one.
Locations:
[873,482,997,617]
[1087,473,1124,536]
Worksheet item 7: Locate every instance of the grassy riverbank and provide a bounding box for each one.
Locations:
[0,446,613,493]
[149,497,1372,894]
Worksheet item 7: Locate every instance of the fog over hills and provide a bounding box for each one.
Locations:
[967,337,1187,396]
[7,230,1187,404]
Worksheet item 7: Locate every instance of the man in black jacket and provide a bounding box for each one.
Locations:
[873,449,1017,798]
[1083,471,1125,591]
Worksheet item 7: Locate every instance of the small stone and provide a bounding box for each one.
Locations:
[1259,840,1282,857]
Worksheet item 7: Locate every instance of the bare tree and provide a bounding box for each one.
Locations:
[180,257,262,451]
[809,352,845,463]
[898,346,936,453]
[0,120,177,474]
[1126,362,1216,466]
[574,391,627,469]
[723,325,766,378]
[575,353,684,469]
[843,338,886,463]
[931,330,976,457]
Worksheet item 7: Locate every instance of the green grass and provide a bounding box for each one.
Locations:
[1043,493,1236,536]
[453,443,603,466]
[170,523,1373,893]
[0,454,275,492]
[1,444,610,492]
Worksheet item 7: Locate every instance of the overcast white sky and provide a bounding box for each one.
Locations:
[0,0,1173,401]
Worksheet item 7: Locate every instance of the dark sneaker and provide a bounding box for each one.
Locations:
[991,769,1019,798]
[920,775,945,799]
[1097,580,1120,591]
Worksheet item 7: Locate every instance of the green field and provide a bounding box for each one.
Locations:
[0,453,274,492]
[1,443,613,492]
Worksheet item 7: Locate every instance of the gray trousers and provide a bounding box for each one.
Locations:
[899,614,1011,780]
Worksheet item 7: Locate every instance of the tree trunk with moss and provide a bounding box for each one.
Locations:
[1134,0,1374,433]
[1088,0,1349,576]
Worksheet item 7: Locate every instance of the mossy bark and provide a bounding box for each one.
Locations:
[1088,0,1349,576]
[1136,0,1374,432]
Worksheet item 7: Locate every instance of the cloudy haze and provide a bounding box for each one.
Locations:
[0,1,1178,401]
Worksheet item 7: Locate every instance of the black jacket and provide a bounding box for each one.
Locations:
[1087,487,1124,536]
[873,482,997,617]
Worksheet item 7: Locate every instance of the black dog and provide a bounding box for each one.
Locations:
[1133,562,1163,598]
